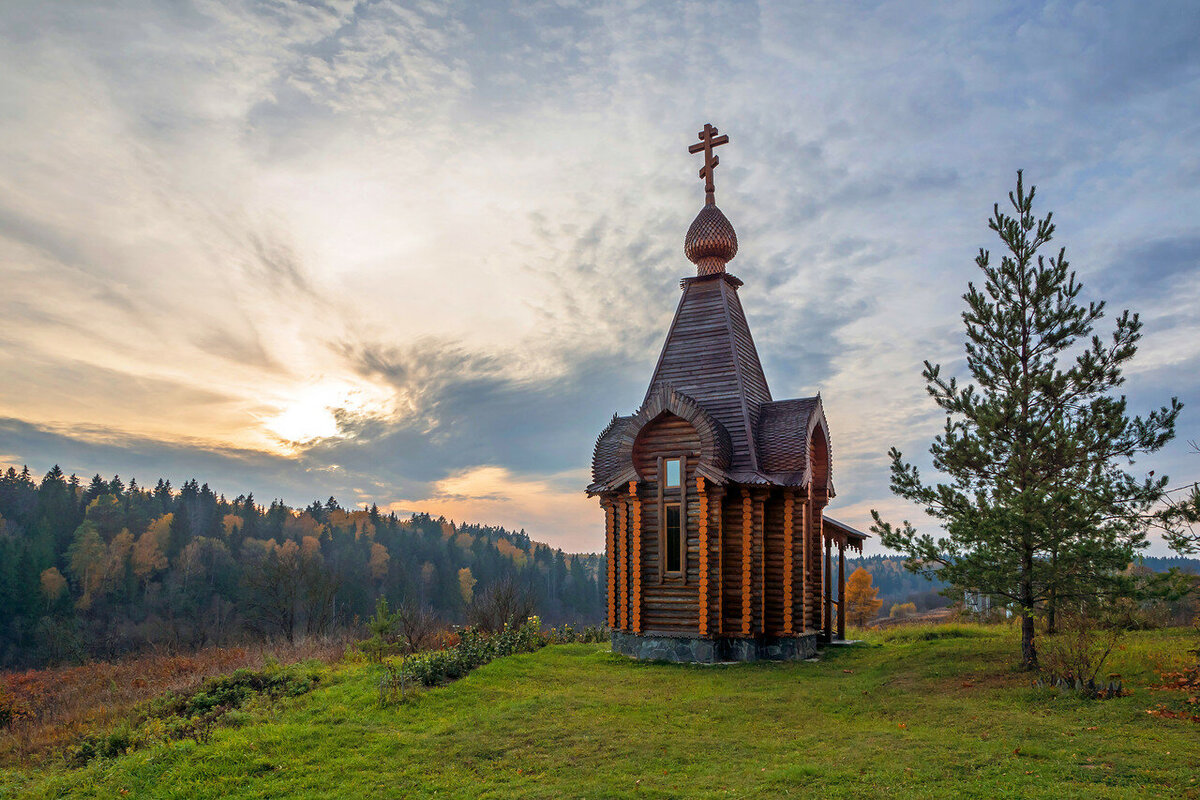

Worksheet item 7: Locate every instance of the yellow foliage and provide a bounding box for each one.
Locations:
[369,542,390,581]
[40,567,67,603]
[133,515,172,578]
[284,513,322,541]
[106,529,134,589]
[455,532,474,550]
[495,538,527,567]
[845,567,883,627]
[222,514,242,537]
[301,535,322,559]
[458,567,476,606]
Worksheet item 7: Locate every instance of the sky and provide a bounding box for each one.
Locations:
[1,1,1198,554]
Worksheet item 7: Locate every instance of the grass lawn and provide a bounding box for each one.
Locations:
[2,625,1197,799]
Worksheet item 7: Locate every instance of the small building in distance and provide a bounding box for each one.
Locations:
[587,124,865,662]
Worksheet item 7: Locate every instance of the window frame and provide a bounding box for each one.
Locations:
[656,454,689,583]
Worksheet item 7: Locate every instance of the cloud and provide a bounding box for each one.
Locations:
[0,0,1198,554]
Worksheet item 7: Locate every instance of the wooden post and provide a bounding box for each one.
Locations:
[697,476,708,636]
[741,487,752,636]
[782,492,794,636]
[801,497,809,632]
[629,482,642,635]
[837,537,846,641]
[823,533,832,642]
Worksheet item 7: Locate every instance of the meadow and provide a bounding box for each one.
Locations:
[2,624,1198,799]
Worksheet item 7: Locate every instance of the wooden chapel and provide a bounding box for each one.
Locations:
[587,124,867,662]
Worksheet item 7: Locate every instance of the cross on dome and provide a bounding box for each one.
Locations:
[688,123,729,206]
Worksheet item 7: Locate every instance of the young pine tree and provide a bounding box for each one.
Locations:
[871,172,1180,669]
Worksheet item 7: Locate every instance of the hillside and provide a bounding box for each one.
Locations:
[0,466,605,669]
[4,626,1197,799]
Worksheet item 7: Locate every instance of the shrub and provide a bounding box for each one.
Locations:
[1037,608,1125,699]
[889,602,918,619]
[0,686,33,731]
[467,578,535,633]
[68,662,323,765]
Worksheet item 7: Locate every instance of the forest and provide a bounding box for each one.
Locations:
[0,465,605,669]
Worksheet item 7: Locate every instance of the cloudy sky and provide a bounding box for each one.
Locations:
[1,1,1197,553]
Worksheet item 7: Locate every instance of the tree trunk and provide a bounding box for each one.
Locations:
[1020,543,1038,670]
[1046,543,1058,635]
[1021,612,1037,670]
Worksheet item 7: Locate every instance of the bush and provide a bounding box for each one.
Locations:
[889,602,918,619]
[390,617,544,690]
[0,686,33,730]
[467,578,535,634]
[1037,609,1125,699]
[68,661,323,765]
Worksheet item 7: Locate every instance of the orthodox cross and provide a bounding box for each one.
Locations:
[688,123,729,205]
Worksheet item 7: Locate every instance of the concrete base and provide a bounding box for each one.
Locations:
[611,631,819,663]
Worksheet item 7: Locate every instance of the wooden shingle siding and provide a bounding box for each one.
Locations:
[643,276,771,475]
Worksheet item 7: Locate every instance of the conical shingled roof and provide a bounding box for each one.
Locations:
[641,272,771,474]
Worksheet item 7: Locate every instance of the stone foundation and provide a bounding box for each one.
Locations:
[611,631,818,663]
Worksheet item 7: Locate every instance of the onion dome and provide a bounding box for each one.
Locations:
[684,203,738,275]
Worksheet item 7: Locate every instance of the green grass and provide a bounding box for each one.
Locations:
[3,625,1198,799]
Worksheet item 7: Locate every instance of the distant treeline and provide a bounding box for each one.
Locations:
[848,553,1200,612]
[0,466,605,669]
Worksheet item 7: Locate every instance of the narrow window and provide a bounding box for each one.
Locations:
[664,458,681,488]
[665,505,681,574]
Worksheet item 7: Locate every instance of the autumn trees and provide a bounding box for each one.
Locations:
[872,172,1181,669]
[845,567,883,627]
[0,465,605,668]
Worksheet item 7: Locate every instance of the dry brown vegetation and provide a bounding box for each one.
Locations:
[0,635,351,764]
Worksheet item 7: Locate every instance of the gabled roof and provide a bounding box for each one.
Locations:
[641,272,771,473]
[588,385,732,495]
[756,395,833,492]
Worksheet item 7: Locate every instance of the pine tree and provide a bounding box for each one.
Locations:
[871,171,1181,669]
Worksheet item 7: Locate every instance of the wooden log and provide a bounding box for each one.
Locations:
[630,481,642,634]
[604,497,616,629]
[618,494,628,631]
[783,492,794,635]
[741,487,751,636]
[697,476,709,636]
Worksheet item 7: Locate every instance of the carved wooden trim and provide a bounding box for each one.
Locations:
[782,491,794,636]
[629,481,642,634]
[697,476,708,636]
[680,457,688,584]
[741,487,751,636]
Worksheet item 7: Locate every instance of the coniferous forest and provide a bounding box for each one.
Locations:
[0,465,605,669]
